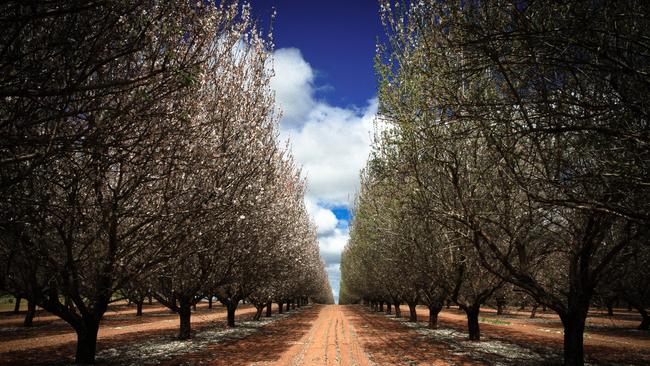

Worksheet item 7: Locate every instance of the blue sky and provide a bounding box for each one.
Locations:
[249,0,382,303]
[251,0,382,107]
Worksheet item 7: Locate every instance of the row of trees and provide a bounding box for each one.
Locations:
[341,1,649,366]
[0,1,333,364]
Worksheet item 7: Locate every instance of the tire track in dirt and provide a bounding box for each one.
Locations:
[269,305,373,366]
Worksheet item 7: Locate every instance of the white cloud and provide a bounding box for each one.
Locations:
[272,49,377,205]
[287,101,377,205]
[270,48,315,125]
[304,197,338,235]
[271,47,376,303]
[318,228,349,264]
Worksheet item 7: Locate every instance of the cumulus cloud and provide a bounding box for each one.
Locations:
[304,197,338,235]
[287,101,377,205]
[271,47,376,302]
[318,227,349,265]
[270,48,315,125]
[272,48,377,206]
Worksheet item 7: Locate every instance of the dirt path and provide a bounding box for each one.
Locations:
[3,303,647,365]
[164,305,373,366]
[270,305,372,366]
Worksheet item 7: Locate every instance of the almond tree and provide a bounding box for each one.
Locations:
[149,6,281,336]
[0,1,270,363]
[377,1,649,363]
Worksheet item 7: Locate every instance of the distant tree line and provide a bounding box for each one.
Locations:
[0,1,333,364]
[340,1,649,366]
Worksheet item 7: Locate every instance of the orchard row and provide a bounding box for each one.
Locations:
[340,2,649,366]
[0,1,333,364]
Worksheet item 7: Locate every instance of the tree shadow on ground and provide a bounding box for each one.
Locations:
[423,309,649,366]
[345,305,486,366]
[161,305,320,366]
[0,305,253,366]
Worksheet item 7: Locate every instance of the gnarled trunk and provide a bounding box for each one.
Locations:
[254,305,263,321]
[23,300,35,327]
[530,304,539,319]
[386,302,392,315]
[407,302,417,322]
[264,301,271,317]
[73,318,100,364]
[136,301,143,316]
[496,300,506,315]
[633,305,649,330]
[227,300,239,327]
[428,303,442,329]
[394,303,401,318]
[560,311,587,366]
[13,296,21,314]
[464,305,480,341]
[178,301,192,339]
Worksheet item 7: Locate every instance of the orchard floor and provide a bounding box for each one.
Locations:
[0,303,648,365]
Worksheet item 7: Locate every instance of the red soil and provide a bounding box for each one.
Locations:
[1,303,648,365]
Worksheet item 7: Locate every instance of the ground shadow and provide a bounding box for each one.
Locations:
[161,305,321,366]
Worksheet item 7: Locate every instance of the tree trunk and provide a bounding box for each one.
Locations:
[148,294,153,305]
[266,301,273,317]
[23,300,35,327]
[178,302,192,339]
[278,301,283,314]
[407,302,417,322]
[74,320,100,364]
[496,301,505,315]
[192,303,197,311]
[379,301,384,312]
[13,296,21,314]
[292,301,296,310]
[530,304,539,318]
[560,311,587,366]
[254,306,263,321]
[386,302,392,315]
[208,296,213,309]
[136,301,143,316]
[428,304,442,329]
[227,301,238,327]
[606,301,614,316]
[394,303,401,318]
[634,305,649,330]
[465,306,480,341]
